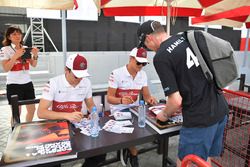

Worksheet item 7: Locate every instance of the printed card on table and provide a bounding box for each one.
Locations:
[113,111,132,120]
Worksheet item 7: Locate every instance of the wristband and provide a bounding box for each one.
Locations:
[120,97,123,104]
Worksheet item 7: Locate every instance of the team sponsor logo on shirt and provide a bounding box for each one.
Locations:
[52,101,82,113]
[115,88,140,101]
[58,90,68,94]
[163,87,170,93]
[121,80,128,83]
[109,72,114,82]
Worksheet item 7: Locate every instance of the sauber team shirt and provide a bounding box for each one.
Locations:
[42,74,92,113]
[108,65,148,112]
[0,44,31,84]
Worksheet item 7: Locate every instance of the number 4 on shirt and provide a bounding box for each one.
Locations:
[186,47,199,69]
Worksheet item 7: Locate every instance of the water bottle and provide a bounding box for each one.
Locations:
[98,104,104,117]
[138,100,146,128]
[90,106,99,137]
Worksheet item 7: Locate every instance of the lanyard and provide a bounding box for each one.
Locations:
[10,44,27,70]
[10,44,16,53]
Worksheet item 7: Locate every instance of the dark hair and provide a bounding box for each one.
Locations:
[2,26,23,46]
[151,21,165,34]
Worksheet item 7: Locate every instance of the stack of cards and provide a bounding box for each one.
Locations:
[73,118,101,136]
[113,111,132,120]
[103,120,134,134]
[73,118,90,128]
[79,124,92,136]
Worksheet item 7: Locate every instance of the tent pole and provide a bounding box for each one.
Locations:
[204,25,208,32]
[243,29,249,67]
[166,0,171,36]
[61,10,67,65]
[139,16,145,24]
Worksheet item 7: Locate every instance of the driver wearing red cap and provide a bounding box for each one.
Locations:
[38,53,106,167]
[107,47,157,167]
[38,53,93,122]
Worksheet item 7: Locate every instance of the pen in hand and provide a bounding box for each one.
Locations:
[73,108,84,122]
[122,96,135,104]
[128,96,135,103]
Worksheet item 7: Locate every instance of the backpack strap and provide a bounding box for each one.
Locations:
[187,30,216,116]
[187,30,214,82]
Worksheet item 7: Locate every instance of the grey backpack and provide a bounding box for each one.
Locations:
[187,30,238,89]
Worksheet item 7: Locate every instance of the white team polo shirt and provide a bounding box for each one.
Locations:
[42,74,92,113]
[108,65,148,112]
[0,44,31,84]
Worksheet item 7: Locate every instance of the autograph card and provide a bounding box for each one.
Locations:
[113,111,132,120]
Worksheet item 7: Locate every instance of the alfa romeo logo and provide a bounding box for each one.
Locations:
[141,51,146,58]
[79,62,85,69]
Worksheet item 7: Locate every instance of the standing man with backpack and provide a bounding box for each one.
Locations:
[137,20,229,166]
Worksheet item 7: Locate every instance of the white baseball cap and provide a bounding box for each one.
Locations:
[66,54,90,78]
[130,47,149,63]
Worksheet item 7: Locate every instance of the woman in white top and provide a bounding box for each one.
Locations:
[1,26,39,123]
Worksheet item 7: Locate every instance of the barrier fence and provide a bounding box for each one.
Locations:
[212,89,250,167]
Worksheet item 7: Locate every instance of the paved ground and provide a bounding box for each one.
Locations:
[0,97,179,167]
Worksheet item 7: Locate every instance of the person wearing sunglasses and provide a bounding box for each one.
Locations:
[107,47,157,167]
[37,53,106,167]
[137,20,228,167]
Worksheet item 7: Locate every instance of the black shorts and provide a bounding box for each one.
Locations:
[6,82,36,104]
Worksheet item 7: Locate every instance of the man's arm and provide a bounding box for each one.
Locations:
[156,91,182,122]
[107,87,134,105]
[85,97,95,113]
[37,98,83,122]
[107,87,122,104]
[141,86,158,105]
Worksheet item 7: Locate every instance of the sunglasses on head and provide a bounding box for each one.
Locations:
[136,61,147,66]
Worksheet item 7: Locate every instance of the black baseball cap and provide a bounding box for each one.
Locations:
[137,20,160,48]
